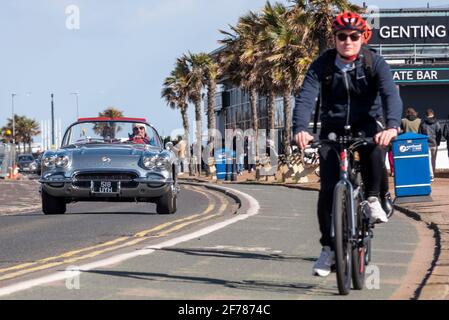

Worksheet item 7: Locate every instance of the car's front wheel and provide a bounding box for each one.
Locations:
[42,189,67,215]
[156,187,177,215]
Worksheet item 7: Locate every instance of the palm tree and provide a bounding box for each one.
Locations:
[93,107,124,139]
[290,0,362,54]
[2,116,20,151]
[21,118,41,153]
[202,55,219,160]
[3,115,41,153]
[258,2,317,155]
[182,52,210,176]
[219,10,263,160]
[161,58,191,146]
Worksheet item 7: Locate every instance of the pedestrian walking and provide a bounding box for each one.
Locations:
[245,135,256,173]
[401,107,421,133]
[419,109,442,181]
[443,115,449,160]
[174,137,187,173]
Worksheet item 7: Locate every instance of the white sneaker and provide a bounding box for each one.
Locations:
[367,197,388,224]
[313,246,335,277]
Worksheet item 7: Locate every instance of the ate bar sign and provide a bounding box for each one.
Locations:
[391,66,449,85]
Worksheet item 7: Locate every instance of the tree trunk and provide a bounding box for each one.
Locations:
[267,90,276,144]
[249,87,259,162]
[180,104,192,176]
[194,99,202,177]
[318,33,328,55]
[207,79,216,158]
[283,86,293,156]
[180,105,190,146]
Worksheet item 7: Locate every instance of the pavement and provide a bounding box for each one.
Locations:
[391,176,449,299]
[0,179,41,215]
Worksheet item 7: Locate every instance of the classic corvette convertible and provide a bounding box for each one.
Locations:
[39,117,179,215]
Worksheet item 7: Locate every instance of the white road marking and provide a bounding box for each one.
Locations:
[201,246,283,254]
[0,185,260,297]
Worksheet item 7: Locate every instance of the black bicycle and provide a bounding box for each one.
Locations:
[311,132,375,295]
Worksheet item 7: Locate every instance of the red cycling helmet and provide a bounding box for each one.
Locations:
[332,12,367,34]
[362,22,373,44]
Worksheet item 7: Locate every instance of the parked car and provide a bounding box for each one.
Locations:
[39,117,179,215]
[30,153,43,175]
[17,154,35,173]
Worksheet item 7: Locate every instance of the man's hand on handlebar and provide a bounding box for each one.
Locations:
[374,128,399,148]
[294,131,314,150]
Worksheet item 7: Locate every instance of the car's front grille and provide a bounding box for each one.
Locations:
[73,172,139,189]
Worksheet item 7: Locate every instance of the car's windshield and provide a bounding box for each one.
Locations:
[62,121,161,148]
[18,155,34,162]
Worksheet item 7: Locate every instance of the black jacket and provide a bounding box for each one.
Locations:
[419,117,442,147]
[293,48,403,138]
[443,122,449,142]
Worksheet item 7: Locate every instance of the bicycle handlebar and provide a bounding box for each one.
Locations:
[310,137,374,150]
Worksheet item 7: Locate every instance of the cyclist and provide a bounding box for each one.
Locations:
[292,12,403,277]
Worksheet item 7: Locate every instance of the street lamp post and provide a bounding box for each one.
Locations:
[51,94,55,148]
[11,93,17,171]
[11,93,16,146]
[70,92,80,120]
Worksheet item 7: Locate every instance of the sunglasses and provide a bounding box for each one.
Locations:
[133,126,145,131]
[336,33,361,42]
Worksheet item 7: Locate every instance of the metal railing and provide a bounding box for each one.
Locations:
[0,144,17,179]
[372,43,449,63]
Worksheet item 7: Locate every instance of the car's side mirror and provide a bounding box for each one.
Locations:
[165,142,173,150]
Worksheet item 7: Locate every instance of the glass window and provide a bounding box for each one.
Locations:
[62,121,160,147]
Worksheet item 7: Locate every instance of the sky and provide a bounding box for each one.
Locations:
[1,0,449,143]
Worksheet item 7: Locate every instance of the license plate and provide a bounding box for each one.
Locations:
[92,181,118,194]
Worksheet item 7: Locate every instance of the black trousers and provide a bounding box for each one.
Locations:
[317,143,385,248]
[379,148,390,196]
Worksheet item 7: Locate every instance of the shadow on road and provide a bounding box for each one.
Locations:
[154,247,317,263]
[83,269,320,295]
[66,212,158,216]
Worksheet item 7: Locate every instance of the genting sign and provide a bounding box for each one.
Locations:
[369,16,449,45]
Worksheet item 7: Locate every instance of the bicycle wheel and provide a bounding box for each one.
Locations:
[352,246,366,290]
[333,184,352,295]
[352,192,367,290]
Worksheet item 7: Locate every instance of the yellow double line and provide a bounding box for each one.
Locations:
[0,185,229,282]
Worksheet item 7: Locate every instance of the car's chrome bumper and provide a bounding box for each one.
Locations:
[40,177,177,199]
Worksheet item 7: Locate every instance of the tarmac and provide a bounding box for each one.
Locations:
[1,171,448,299]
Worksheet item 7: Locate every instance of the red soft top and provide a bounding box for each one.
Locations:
[77,117,147,123]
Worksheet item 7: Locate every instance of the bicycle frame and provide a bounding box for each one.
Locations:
[331,148,357,241]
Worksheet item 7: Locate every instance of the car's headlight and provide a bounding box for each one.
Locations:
[142,155,170,171]
[155,157,170,170]
[55,155,69,168]
[142,156,157,170]
[43,156,56,168]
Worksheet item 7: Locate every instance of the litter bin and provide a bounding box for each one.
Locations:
[214,148,227,180]
[226,150,236,181]
[393,132,431,197]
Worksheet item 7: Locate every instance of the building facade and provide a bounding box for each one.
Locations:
[368,7,449,119]
[213,7,449,156]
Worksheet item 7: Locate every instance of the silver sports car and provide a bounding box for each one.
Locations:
[39,117,179,215]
